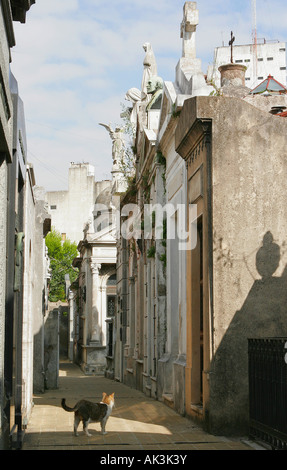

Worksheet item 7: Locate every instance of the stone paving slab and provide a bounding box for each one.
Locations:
[21,362,258,452]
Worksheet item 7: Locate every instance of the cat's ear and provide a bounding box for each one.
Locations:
[111,393,115,398]
[102,392,107,398]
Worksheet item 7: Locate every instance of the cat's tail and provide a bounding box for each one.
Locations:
[61,399,78,412]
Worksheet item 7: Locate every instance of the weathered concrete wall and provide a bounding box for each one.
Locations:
[0,160,8,450]
[209,96,287,434]
[176,95,287,435]
[32,189,51,394]
[0,4,13,448]
[22,167,36,424]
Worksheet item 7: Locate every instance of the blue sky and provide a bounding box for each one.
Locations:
[11,0,287,191]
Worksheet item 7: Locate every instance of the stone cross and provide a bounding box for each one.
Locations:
[180,2,199,59]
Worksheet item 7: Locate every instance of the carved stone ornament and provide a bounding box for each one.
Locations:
[90,261,101,275]
[11,0,36,23]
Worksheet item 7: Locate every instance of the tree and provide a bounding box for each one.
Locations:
[45,229,78,302]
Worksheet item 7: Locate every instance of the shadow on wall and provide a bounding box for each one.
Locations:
[210,231,287,436]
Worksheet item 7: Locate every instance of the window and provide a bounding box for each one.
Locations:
[107,321,113,357]
[267,57,274,61]
[50,205,57,210]
[258,58,263,62]
[107,296,116,316]
[235,59,243,63]
[245,59,251,63]
[61,233,66,241]
[280,67,286,70]
[107,274,116,286]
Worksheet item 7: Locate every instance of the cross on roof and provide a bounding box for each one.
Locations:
[229,31,235,63]
[180,2,199,59]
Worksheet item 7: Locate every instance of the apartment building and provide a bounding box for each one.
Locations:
[208,40,287,90]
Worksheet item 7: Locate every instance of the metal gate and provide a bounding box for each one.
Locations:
[248,338,287,450]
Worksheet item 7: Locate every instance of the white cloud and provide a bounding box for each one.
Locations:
[24,91,125,190]
[10,0,287,191]
[28,0,79,16]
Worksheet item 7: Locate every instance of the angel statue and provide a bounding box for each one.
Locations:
[99,123,125,164]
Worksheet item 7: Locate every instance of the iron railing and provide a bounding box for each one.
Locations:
[248,338,287,450]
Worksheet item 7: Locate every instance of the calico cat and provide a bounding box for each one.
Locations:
[61,392,115,436]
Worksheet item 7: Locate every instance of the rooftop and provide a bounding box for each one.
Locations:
[250,75,287,95]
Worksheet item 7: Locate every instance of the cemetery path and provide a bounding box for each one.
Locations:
[21,361,257,452]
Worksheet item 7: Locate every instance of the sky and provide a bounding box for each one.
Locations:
[10,0,287,191]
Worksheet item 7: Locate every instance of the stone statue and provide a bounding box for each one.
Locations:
[141,43,157,100]
[125,88,142,125]
[99,123,125,164]
[125,88,142,103]
[146,76,163,110]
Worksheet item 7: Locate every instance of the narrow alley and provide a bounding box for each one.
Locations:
[21,362,257,452]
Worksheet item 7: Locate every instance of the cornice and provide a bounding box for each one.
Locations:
[1,0,16,47]
[176,117,211,162]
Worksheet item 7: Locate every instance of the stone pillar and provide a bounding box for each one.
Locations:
[90,260,101,344]
[68,290,74,360]
[100,283,107,346]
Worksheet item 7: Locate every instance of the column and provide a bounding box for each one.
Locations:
[90,260,101,344]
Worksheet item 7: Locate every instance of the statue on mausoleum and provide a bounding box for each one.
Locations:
[141,42,158,100]
[99,123,125,165]
[125,87,142,126]
[146,76,164,110]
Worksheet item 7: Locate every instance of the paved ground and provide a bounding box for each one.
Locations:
[21,361,259,452]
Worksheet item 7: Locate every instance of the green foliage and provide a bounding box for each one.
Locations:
[171,103,181,119]
[45,229,78,302]
[160,252,167,267]
[147,245,156,258]
[155,152,166,166]
[161,218,167,247]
